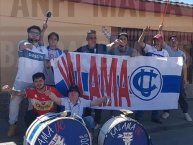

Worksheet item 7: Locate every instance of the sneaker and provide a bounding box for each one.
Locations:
[151,119,163,124]
[184,113,192,122]
[162,112,169,119]
[7,124,16,137]
[94,123,101,129]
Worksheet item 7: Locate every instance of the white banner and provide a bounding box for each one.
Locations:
[52,52,183,110]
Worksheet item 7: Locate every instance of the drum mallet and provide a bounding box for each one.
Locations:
[45,11,52,24]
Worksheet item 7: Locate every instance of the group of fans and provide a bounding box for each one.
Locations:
[2,22,192,140]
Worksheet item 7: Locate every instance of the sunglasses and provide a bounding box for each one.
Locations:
[29,31,40,36]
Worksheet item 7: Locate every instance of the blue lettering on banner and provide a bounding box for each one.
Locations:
[18,49,45,61]
[129,66,163,101]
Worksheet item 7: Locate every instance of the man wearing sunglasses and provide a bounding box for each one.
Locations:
[7,24,49,137]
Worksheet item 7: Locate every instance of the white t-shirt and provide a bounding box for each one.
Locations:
[143,44,169,57]
[15,40,48,83]
[61,97,91,117]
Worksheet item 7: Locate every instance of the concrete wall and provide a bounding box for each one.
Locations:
[0,0,193,87]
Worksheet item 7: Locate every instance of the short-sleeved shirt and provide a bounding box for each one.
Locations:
[76,44,108,54]
[108,46,138,56]
[143,44,169,57]
[60,97,91,117]
[46,46,63,60]
[15,40,48,83]
[163,44,186,63]
[43,46,63,85]
[25,86,62,115]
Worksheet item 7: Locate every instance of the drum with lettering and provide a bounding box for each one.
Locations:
[98,115,152,145]
[23,112,91,145]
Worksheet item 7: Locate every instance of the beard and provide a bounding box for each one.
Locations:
[36,84,45,91]
[28,38,39,43]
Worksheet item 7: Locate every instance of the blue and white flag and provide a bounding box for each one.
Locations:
[52,53,183,110]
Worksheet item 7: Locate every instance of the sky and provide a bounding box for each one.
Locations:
[171,0,193,4]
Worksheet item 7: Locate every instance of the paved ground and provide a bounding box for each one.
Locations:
[0,98,193,145]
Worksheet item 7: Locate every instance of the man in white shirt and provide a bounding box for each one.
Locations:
[135,26,169,124]
[48,85,111,139]
[7,24,48,137]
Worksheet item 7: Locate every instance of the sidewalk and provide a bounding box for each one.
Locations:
[0,98,193,145]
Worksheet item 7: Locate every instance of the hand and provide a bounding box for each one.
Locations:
[24,42,33,49]
[143,26,150,34]
[2,85,11,93]
[105,96,111,106]
[114,39,123,45]
[45,88,52,96]
[63,50,68,54]
[183,79,189,85]
[159,24,163,31]
[43,22,48,30]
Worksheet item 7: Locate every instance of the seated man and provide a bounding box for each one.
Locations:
[48,85,111,139]
[2,72,62,128]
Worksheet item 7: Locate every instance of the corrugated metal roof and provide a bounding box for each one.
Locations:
[137,0,193,8]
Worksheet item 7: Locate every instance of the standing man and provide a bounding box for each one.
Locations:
[2,72,62,128]
[136,26,169,124]
[7,24,48,137]
[107,32,140,117]
[75,30,108,129]
[159,25,192,122]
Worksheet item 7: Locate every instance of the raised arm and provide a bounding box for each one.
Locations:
[91,96,111,106]
[106,39,122,50]
[158,24,167,48]
[39,22,48,45]
[47,91,62,105]
[138,26,150,48]
[2,85,26,96]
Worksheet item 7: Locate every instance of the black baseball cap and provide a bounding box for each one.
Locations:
[67,85,80,95]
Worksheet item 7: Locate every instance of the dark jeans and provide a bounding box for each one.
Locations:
[84,108,102,124]
[164,82,189,113]
[25,110,39,128]
[135,110,159,121]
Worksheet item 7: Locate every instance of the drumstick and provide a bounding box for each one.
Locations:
[45,11,52,24]
[40,111,71,123]
[162,0,170,25]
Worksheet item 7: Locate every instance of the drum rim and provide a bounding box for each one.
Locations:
[98,115,151,145]
[26,116,92,145]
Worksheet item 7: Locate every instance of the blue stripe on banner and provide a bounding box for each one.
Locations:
[55,80,68,96]
[18,49,45,61]
[82,73,88,91]
[74,71,77,84]
[161,75,181,93]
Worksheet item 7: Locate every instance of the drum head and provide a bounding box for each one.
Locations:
[29,117,91,145]
[100,117,149,145]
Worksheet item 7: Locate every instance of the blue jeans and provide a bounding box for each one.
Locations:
[135,110,159,121]
[83,116,95,131]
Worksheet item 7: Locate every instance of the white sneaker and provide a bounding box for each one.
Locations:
[184,113,192,122]
[162,112,169,119]
[95,124,101,129]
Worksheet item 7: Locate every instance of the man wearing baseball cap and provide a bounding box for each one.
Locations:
[135,26,170,124]
[48,84,111,139]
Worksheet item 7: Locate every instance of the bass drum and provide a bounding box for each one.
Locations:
[23,112,92,145]
[98,115,152,145]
